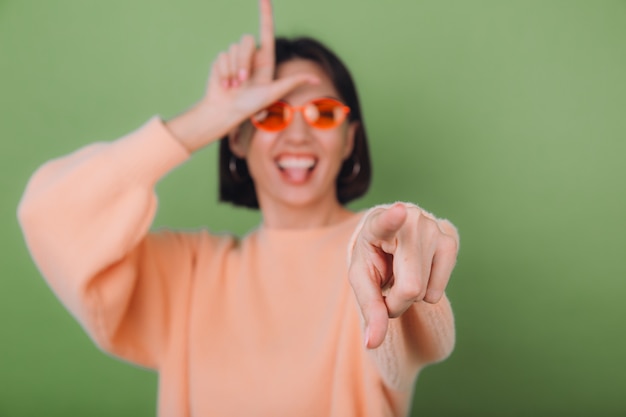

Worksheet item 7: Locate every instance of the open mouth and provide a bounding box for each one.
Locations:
[276,155,317,184]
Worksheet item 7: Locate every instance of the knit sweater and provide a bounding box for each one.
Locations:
[17,118,455,416]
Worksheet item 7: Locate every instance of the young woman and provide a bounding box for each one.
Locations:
[18,1,459,415]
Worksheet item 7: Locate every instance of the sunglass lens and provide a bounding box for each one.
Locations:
[309,99,345,128]
[252,102,288,131]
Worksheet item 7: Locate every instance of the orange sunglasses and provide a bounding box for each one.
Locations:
[250,97,351,132]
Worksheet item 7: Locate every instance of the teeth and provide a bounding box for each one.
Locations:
[277,156,316,169]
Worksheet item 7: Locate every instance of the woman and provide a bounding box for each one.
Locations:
[17,0,458,415]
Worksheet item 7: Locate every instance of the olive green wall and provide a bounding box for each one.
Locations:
[1,0,625,415]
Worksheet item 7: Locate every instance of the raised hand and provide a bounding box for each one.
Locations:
[348,203,459,349]
[213,0,275,90]
[168,0,319,152]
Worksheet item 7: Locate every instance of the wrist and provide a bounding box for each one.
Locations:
[165,103,232,153]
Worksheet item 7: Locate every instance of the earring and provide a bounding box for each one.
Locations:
[229,155,246,182]
[341,157,361,183]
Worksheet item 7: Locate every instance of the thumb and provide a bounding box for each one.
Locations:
[264,73,320,103]
[365,203,408,245]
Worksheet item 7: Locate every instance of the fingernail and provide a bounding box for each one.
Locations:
[231,78,239,88]
[222,79,229,89]
[238,68,248,81]
[364,326,370,349]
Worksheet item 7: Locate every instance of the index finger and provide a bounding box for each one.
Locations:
[348,260,390,349]
[258,0,275,61]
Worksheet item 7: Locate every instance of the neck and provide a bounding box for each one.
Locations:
[260,199,353,229]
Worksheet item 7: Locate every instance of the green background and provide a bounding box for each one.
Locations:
[1,0,625,416]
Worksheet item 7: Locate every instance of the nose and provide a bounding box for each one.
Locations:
[281,110,312,144]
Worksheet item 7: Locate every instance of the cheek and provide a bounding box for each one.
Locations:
[327,130,352,161]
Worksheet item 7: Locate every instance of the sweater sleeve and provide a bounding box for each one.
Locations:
[17,117,196,369]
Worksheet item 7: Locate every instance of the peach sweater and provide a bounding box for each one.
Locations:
[18,118,455,416]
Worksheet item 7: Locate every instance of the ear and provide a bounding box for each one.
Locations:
[228,124,251,158]
[342,121,359,160]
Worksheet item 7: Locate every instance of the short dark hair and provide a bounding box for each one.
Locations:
[219,36,371,209]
